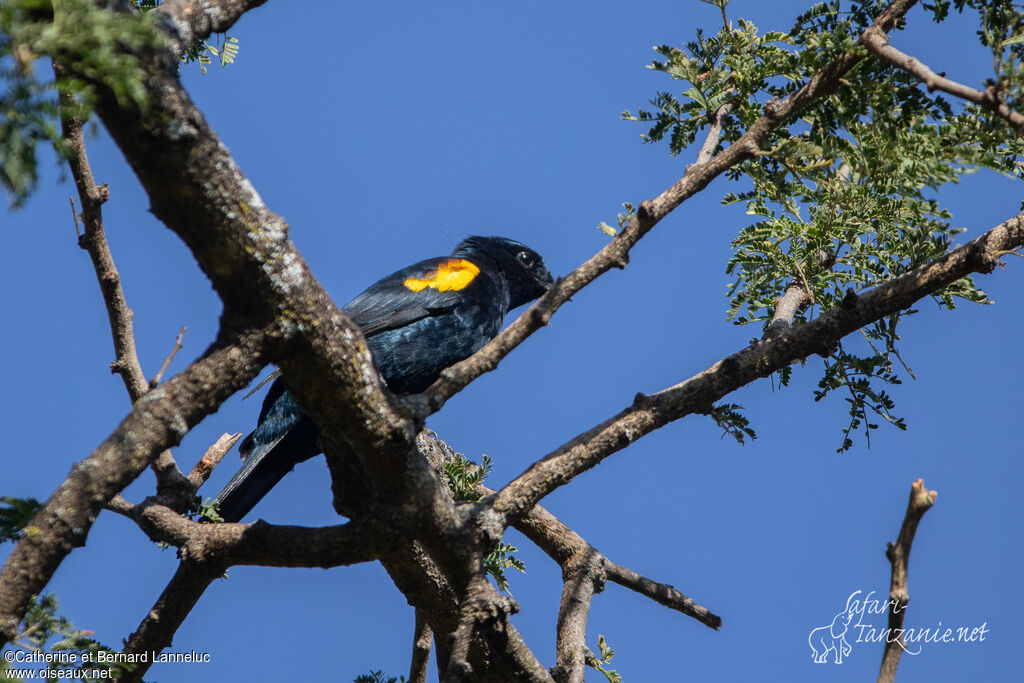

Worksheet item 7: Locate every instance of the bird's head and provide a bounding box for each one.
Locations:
[453,236,553,308]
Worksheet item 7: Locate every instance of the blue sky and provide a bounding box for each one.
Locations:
[2,1,1022,681]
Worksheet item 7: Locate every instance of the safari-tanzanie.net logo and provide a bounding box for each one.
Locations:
[808,590,989,664]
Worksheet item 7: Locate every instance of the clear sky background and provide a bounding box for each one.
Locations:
[2,1,1022,681]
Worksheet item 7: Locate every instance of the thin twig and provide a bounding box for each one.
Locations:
[52,62,192,501]
[863,28,1024,134]
[150,326,187,387]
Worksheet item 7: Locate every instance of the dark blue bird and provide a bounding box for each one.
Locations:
[213,236,553,522]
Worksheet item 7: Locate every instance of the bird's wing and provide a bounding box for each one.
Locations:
[242,257,480,399]
[342,256,481,335]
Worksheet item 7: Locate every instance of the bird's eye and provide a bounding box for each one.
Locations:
[516,250,535,268]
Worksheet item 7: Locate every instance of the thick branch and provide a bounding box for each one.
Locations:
[863,27,1024,134]
[417,0,920,413]
[491,212,1022,523]
[154,0,269,60]
[0,329,268,647]
[878,479,937,683]
[552,548,604,683]
[130,503,381,567]
[409,609,433,683]
[40,1,922,677]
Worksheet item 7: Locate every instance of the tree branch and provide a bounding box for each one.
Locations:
[409,609,433,683]
[416,0,920,414]
[129,503,382,568]
[117,562,223,683]
[154,0,269,60]
[603,561,720,629]
[0,328,269,647]
[862,27,1024,134]
[113,513,381,682]
[552,548,604,683]
[877,479,937,683]
[151,326,187,387]
[504,487,720,629]
[490,211,1022,524]
[187,432,242,489]
[54,62,194,507]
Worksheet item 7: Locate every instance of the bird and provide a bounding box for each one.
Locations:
[212,236,553,522]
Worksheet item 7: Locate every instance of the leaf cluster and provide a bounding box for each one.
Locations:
[628,1,1024,449]
[0,0,160,206]
[6,594,133,682]
[441,452,526,595]
[586,634,623,683]
[353,671,405,683]
[1,1,239,208]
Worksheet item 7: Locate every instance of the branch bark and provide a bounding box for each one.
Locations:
[490,211,1022,525]
[416,0,920,414]
[409,609,433,683]
[54,62,194,508]
[7,1,987,678]
[877,479,937,683]
[154,0,270,60]
[863,27,1024,134]
[0,328,268,646]
[552,548,604,683]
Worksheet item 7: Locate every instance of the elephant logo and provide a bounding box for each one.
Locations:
[808,592,859,664]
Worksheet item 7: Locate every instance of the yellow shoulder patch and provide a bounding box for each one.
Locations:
[404,258,480,293]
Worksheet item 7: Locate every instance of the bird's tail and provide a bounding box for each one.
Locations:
[213,416,318,522]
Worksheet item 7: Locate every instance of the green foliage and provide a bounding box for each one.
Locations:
[586,634,623,683]
[598,203,636,237]
[353,671,405,683]
[0,0,160,207]
[628,0,1024,449]
[709,403,757,444]
[484,542,527,596]
[0,1,239,208]
[185,35,239,75]
[0,496,42,543]
[442,451,493,503]
[189,496,224,524]
[7,594,133,682]
[441,452,526,594]
[815,342,908,452]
